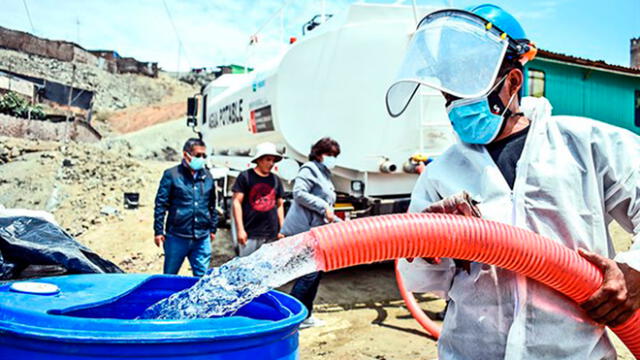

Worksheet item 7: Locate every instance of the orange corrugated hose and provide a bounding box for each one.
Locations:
[309,213,640,358]
[394,259,441,339]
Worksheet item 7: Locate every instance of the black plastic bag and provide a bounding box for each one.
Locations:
[0,248,17,279]
[0,216,123,280]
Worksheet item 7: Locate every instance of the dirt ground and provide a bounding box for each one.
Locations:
[106,102,188,134]
[105,76,198,134]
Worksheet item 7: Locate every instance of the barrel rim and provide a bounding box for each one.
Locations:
[0,274,307,342]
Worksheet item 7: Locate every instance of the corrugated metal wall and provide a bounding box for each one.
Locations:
[523,59,640,134]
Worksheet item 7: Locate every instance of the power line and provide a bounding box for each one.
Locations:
[161,0,192,71]
[21,0,36,34]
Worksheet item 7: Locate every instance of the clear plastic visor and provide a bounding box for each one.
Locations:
[386,11,508,117]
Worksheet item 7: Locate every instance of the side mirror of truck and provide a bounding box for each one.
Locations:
[187,97,198,127]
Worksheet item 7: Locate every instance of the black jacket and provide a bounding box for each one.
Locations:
[154,163,218,239]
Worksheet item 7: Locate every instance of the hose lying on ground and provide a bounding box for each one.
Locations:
[308,213,640,358]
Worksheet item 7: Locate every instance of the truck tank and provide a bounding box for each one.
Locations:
[190,3,453,221]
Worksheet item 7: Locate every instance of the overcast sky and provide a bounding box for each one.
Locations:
[1,0,638,71]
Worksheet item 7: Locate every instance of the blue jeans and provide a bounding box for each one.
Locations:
[163,234,211,277]
[290,271,322,316]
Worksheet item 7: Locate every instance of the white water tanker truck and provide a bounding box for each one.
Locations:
[186,3,454,227]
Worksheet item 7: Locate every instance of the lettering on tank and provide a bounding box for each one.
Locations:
[209,98,244,128]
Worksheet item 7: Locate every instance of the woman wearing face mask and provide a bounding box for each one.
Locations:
[280,137,341,329]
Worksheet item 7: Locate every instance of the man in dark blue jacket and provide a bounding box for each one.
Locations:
[153,138,218,276]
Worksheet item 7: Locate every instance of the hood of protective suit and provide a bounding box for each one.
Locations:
[520,96,552,123]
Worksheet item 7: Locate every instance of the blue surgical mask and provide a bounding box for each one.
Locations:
[446,75,516,145]
[322,156,337,169]
[189,157,205,171]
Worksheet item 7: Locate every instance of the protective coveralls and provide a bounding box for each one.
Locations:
[398,96,640,359]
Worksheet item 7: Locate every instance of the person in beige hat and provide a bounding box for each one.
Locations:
[231,142,285,256]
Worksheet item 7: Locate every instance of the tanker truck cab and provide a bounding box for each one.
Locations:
[186,3,454,232]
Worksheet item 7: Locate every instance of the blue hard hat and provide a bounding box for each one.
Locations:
[467,4,527,40]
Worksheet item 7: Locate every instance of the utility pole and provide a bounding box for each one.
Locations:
[64,64,76,144]
[176,44,181,79]
[411,0,418,25]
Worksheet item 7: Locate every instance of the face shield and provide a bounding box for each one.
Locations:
[386,10,510,117]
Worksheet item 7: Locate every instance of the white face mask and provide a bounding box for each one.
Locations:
[322,156,337,169]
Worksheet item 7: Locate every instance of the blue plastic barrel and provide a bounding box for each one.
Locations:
[0,274,307,359]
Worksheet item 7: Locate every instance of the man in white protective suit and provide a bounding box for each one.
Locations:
[386,4,640,359]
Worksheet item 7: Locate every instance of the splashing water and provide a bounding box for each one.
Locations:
[139,233,318,320]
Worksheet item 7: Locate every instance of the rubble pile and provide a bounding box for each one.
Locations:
[0,137,58,164]
[0,136,158,237]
